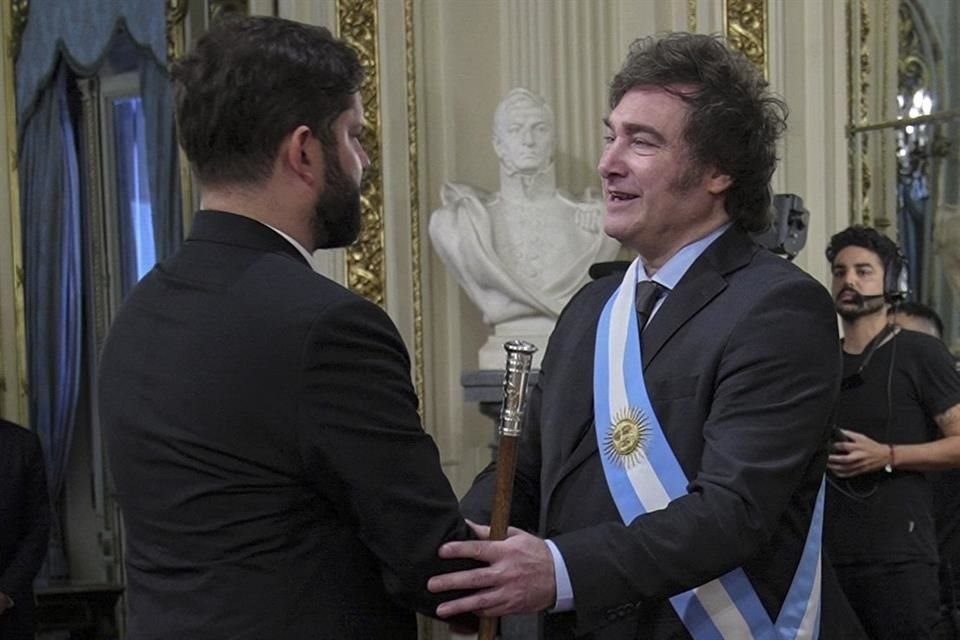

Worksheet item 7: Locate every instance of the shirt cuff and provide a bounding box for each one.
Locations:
[545,539,575,612]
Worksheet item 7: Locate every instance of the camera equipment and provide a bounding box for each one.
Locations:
[751,193,809,260]
[883,246,909,302]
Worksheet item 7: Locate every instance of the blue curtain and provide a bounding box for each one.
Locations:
[140,56,183,261]
[111,97,145,293]
[16,0,166,126]
[15,0,180,580]
[19,62,83,582]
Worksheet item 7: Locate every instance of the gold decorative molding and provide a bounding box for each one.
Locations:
[860,0,872,226]
[898,3,928,96]
[687,0,697,32]
[847,0,872,225]
[875,0,890,230]
[3,0,28,422]
[166,0,188,64]
[9,0,26,61]
[402,26,431,640]
[724,0,767,77]
[166,0,195,232]
[404,0,424,405]
[337,0,385,307]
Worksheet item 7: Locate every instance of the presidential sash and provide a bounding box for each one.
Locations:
[593,258,823,640]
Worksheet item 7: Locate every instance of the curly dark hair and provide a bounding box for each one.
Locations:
[171,15,364,188]
[609,33,787,232]
[825,225,900,269]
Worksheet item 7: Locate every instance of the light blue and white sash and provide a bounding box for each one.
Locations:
[592,258,823,640]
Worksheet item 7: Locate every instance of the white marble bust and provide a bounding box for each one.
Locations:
[430,88,620,368]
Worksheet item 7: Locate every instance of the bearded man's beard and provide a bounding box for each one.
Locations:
[835,288,886,321]
[311,146,362,250]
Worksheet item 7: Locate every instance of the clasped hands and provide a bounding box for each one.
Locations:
[828,428,890,478]
[427,520,557,619]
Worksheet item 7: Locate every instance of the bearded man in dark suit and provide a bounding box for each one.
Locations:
[0,418,50,640]
[98,16,476,640]
[428,32,864,639]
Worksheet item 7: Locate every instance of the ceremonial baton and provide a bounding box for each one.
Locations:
[478,339,537,640]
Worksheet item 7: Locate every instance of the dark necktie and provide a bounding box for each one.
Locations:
[635,280,664,331]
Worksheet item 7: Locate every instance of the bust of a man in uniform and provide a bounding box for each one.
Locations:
[430,88,620,368]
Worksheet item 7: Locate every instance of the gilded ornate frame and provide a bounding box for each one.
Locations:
[335,0,426,401]
[724,0,769,77]
[2,0,28,422]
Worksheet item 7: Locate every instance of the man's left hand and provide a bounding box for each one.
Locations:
[828,428,889,477]
[428,520,556,619]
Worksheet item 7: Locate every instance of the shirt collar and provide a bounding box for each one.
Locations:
[261,223,323,274]
[639,222,731,289]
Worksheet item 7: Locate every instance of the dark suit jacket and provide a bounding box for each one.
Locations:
[0,418,50,640]
[99,211,477,640]
[462,227,864,639]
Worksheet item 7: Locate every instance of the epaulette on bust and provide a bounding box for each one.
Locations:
[588,261,631,280]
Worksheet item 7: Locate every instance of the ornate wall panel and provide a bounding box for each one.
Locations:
[1,0,28,422]
[724,0,768,75]
[404,0,424,401]
[337,0,386,307]
[846,0,927,233]
[848,0,874,225]
[332,0,424,403]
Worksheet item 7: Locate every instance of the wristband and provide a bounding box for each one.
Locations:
[884,444,895,473]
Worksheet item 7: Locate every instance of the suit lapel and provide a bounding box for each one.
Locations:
[640,271,727,368]
[642,227,755,367]
[545,227,757,501]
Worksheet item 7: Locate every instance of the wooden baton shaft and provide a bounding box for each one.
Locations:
[487,434,520,540]
[478,434,520,640]
[478,339,536,640]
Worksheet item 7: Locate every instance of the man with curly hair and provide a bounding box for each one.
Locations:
[430,32,863,639]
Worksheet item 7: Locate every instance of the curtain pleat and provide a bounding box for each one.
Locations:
[15,1,182,581]
[141,57,183,261]
[20,62,84,581]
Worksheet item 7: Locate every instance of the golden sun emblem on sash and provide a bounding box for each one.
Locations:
[603,406,651,468]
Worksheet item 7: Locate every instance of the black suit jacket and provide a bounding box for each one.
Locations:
[463,227,864,639]
[0,418,50,640]
[99,211,477,640]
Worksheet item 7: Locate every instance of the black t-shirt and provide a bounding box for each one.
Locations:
[824,329,960,565]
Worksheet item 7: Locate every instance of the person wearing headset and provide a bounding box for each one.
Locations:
[825,225,960,639]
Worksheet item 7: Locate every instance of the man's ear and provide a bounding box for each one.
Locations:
[284,125,323,187]
[705,168,733,195]
[492,135,505,161]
